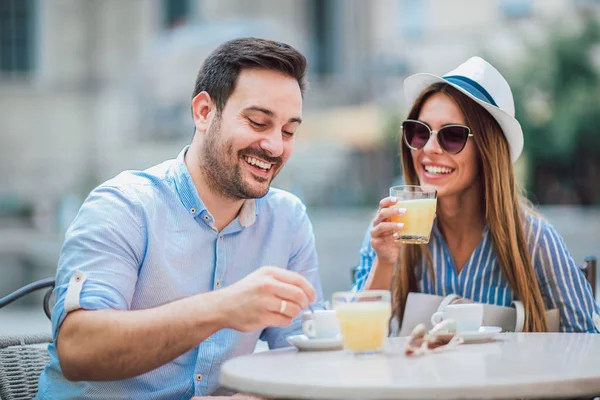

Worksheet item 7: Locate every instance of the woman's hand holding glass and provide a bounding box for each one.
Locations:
[370,196,406,265]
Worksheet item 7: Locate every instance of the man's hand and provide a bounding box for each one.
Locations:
[219,266,316,332]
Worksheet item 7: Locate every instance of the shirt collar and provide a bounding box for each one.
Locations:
[173,145,258,227]
[239,198,257,227]
[431,219,490,241]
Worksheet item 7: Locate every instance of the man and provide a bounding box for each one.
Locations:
[36,37,323,399]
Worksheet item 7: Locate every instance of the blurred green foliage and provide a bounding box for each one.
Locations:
[511,16,600,204]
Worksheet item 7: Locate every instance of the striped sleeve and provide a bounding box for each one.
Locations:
[531,217,600,333]
[351,222,377,292]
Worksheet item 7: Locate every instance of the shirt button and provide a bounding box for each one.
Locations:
[219,236,223,240]
[204,215,209,221]
[195,373,203,382]
[215,280,221,288]
[190,208,196,214]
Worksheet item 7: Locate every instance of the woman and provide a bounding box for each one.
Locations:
[353,57,599,333]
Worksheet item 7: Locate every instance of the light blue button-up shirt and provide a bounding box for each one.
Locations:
[36,146,323,399]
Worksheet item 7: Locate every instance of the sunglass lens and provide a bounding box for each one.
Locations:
[403,121,430,149]
[438,126,469,153]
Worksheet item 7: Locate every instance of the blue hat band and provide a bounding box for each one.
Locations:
[443,75,498,107]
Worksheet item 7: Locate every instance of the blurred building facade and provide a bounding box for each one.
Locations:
[1,0,599,212]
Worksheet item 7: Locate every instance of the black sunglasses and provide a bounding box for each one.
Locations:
[401,119,473,154]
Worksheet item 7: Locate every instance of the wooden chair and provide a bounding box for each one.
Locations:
[0,278,54,400]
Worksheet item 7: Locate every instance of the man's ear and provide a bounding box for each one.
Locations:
[192,91,215,133]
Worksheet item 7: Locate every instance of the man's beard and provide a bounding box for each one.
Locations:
[201,115,282,200]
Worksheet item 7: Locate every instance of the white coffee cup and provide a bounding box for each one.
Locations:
[430,303,483,333]
[302,310,340,339]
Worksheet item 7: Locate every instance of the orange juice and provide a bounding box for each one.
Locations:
[391,198,436,244]
[335,302,391,353]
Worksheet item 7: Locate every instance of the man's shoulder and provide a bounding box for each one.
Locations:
[100,159,176,194]
[88,159,177,210]
[260,187,306,212]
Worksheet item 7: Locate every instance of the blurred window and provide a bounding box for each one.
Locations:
[500,0,533,19]
[0,0,35,75]
[163,0,190,29]
[309,0,339,76]
[399,0,426,39]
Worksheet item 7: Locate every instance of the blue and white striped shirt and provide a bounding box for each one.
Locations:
[352,214,600,333]
[36,146,324,399]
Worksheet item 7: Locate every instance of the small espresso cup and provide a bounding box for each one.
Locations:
[430,303,483,333]
[302,310,340,339]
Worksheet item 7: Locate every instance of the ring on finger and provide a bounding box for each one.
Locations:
[279,300,287,314]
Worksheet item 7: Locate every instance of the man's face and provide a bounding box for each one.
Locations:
[200,68,302,200]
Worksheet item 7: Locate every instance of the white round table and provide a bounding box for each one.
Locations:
[220,333,600,399]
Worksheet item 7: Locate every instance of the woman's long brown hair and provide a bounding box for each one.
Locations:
[393,83,548,332]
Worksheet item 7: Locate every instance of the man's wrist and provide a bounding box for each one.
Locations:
[200,289,232,331]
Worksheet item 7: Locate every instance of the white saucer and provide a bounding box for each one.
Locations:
[286,334,343,351]
[458,326,502,343]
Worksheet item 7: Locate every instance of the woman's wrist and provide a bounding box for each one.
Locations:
[365,257,395,290]
[374,256,396,270]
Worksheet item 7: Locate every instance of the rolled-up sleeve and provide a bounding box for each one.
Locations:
[51,184,145,339]
[260,202,324,349]
[534,220,600,333]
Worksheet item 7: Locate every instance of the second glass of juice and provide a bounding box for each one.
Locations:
[390,185,437,244]
[333,290,391,355]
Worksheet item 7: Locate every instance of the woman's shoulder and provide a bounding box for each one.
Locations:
[523,211,551,239]
[522,210,571,261]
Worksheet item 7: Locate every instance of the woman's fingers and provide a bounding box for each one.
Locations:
[371,197,407,264]
[379,196,398,209]
[371,221,403,238]
[373,206,406,226]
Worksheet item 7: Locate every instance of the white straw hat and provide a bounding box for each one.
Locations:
[404,56,524,163]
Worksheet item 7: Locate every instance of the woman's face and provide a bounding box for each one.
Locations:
[411,93,480,199]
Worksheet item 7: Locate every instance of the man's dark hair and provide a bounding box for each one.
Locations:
[192,37,308,112]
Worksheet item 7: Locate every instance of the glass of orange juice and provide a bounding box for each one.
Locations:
[333,290,391,355]
[390,185,437,244]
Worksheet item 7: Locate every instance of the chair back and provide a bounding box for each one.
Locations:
[396,292,561,336]
[0,278,55,320]
[579,256,597,298]
[0,278,55,400]
[0,335,52,400]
